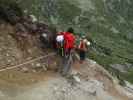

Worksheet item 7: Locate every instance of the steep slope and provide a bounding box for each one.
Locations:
[14,0,133,83]
[0,2,133,99]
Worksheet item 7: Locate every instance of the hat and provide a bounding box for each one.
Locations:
[82,35,86,39]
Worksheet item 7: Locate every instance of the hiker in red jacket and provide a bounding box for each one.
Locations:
[64,28,75,57]
[60,27,75,76]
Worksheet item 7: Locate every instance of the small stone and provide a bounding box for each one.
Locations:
[31,63,35,66]
[87,59,97,65]
[29,14,38,22]
[54,62,57,66]
[21,67,29,73]
[73,76,81,83]
[28,49,32,53]
[6,53,10,57]
[71,70,79,75]
[61,87,67,93]
[32,69,37,73]
[7,59,12,63]
[42,65,47,71]
[36,63,41,67]
[54,86,58,91]
[31,79,37,83]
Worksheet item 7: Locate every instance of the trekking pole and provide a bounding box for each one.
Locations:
[62,47,64,56]
[0,53,56,72]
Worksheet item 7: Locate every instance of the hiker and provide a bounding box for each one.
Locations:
[78,36,90,64]
[40,32,53,49]
[64,27,75,57]
[40,33,48,48]
[56,32,64,56]
[60,27,75,75]
[39,27,57,49]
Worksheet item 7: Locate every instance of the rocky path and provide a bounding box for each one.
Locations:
[0,60,132,100]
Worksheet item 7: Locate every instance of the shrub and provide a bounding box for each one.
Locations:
[0,0,23,25]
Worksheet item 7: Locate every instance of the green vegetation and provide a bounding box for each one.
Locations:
[0,0,23,24]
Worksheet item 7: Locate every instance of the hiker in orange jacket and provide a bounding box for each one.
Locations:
[78,36,90,64]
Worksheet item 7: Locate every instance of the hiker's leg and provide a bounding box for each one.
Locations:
[58,54,66,73]
[62,55,72,75]
[79,51,85,64]
[58,56,65,73]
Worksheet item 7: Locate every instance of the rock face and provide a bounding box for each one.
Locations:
[0,22,56,74]
[110,63,133,73]
[0,24,23,68]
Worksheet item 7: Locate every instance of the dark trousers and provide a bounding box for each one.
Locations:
[79,50,86,61]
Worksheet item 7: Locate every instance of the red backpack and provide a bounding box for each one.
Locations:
[64,32,75,49]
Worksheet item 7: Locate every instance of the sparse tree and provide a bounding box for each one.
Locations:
[42,0,58,24]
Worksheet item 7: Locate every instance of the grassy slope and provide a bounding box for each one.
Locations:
[12,0,133,83]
